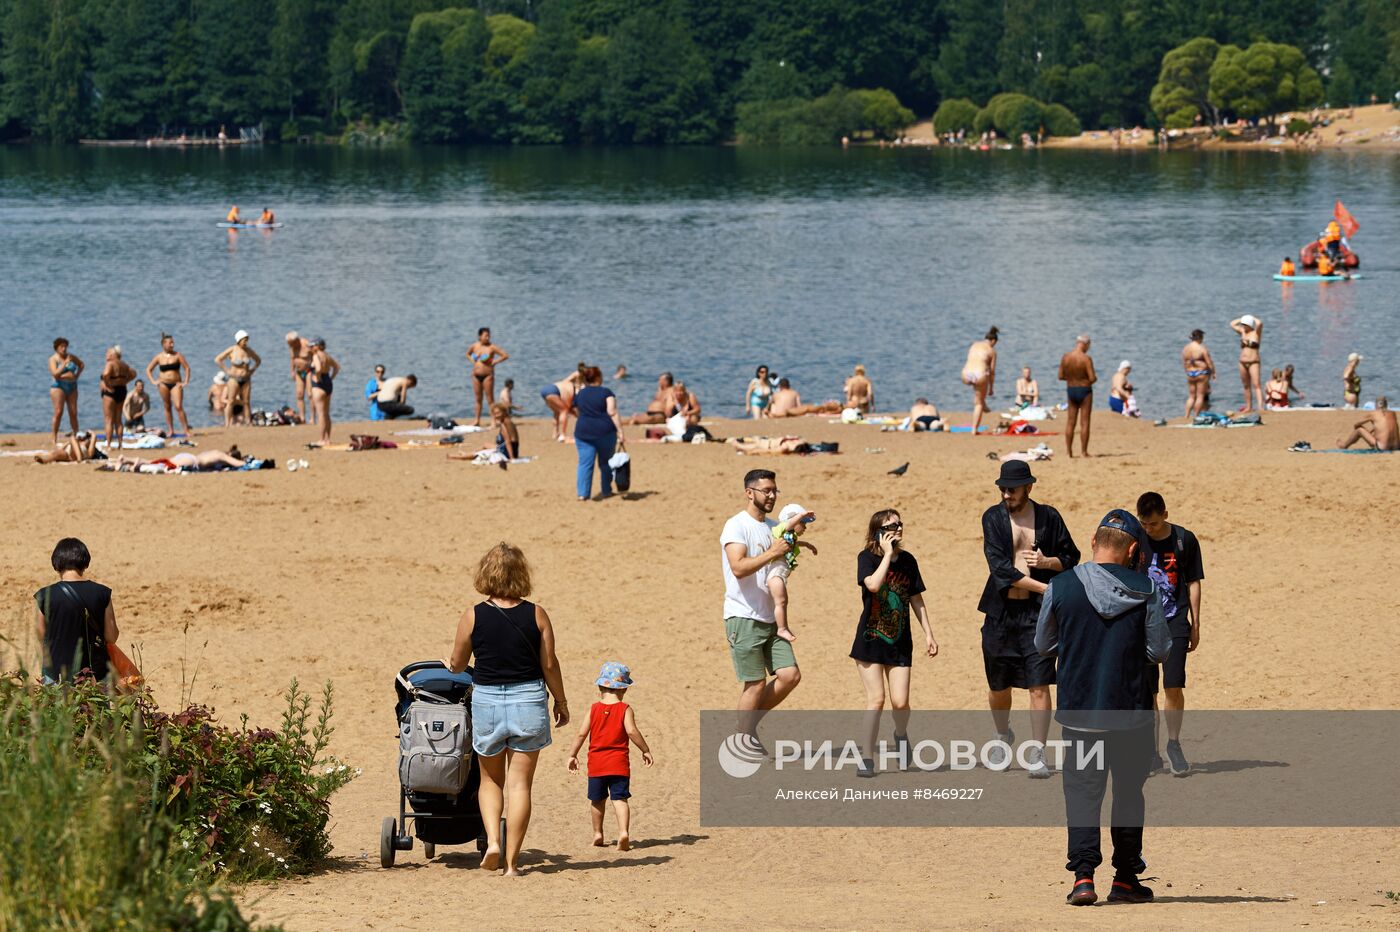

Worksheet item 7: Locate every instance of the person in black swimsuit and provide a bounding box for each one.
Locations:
[309,338,339,446]
[145,333,191,437]
[99,346,137,450]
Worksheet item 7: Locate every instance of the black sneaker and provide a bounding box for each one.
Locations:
[1066,875,1096,906]
[1165,740,1190,776]
[894,733,910,771]
[857,757,876,778]
[1106,876,1154,903]
[1148,751,1164,774]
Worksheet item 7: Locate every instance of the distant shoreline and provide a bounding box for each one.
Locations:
[893,103,1400,152]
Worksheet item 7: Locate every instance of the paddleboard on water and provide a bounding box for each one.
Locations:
[1273,273,1360,282]
[217,221,284,229]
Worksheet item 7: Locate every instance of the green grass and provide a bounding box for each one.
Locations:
[0,679,267,929]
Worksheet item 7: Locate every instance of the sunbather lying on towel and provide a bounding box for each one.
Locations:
[100,448,254,472]
[35,432,105,464]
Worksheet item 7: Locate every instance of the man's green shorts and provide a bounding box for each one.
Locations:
[725,616,797,682]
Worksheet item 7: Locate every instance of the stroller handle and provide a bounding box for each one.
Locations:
[395,660,449,698]
[396,660,472,707]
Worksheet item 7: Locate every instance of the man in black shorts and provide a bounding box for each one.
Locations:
[1136,491,1204,775]
[978,461,1079,777]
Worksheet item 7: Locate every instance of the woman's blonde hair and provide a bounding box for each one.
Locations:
[475,542,532,599]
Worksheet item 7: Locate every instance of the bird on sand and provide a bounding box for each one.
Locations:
[888,462,909,477]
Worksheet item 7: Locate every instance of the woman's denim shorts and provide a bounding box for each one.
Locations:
[470,679,551,757]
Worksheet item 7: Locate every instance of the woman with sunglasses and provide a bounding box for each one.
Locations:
[851,509,938,776]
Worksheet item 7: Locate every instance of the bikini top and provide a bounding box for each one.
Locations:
[470,351,492,362]
[1240,339,1260,350]
[58,359,78,375]
[228,356,253,368]
[159,360,181,372]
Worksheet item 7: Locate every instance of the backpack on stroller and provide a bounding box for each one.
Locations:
[381,661,488,866]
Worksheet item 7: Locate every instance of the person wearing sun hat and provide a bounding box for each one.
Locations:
[977,459,1080,779]
[1342,352,1363,408]
[566,662,654,851]
[1229,314,1264,414]
[1034,508,1171,906]
[214,329,261,428]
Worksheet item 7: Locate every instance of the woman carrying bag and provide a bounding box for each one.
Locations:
[572,366,627,501]
[33,538,139,689]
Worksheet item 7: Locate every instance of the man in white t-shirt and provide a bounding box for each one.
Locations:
[722,468,809,741]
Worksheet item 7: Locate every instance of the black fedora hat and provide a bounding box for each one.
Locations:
[995,460,1036,488]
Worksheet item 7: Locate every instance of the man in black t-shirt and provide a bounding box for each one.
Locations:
[1136,492,1204,776]
[33,537,118,683]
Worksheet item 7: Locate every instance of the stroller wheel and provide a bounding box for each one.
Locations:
[423,842,436,860]
[380,817,397,868]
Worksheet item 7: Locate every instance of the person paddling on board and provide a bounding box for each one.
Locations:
[1315,253,1348,278]
[258,208,275,225]
[226,205,241,225]
[1278,257,1295,277]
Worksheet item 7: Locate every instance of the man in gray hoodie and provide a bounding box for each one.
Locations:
[1035,509,1171,906]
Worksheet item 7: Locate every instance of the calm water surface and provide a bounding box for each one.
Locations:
[1,145,1396,433]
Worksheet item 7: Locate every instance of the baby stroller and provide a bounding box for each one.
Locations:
[381,661,488,866]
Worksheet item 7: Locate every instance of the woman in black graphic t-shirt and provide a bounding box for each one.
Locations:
[33,537,119,682]
[851,510,939,772]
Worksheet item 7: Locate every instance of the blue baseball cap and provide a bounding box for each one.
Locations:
[1098,509,1151,573]
[596,662,634,689]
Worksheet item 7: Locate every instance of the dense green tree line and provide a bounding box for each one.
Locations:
[1,0,1397,143]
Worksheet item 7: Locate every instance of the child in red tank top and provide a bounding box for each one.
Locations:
[567,662,654,850]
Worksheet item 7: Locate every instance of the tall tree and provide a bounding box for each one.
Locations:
[1209,40,1323,126]
[1150,36,1220,127]
[602,8,715,143]
[1,0,48,131]
[39,0,89,140]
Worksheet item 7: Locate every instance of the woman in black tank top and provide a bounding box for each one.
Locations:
[446,543,568,876]
[470,599,543,684]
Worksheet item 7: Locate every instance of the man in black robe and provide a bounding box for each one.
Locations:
[977,461,1080,777]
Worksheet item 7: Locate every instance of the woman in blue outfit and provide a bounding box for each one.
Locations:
[47,337,84,448]
[745,365,772,419]
[446,543,569,876]
[573,366,627,501]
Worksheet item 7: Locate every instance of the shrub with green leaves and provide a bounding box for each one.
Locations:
[932,98,979,135]
[1041,103,1081,137]
[0,678,270,928]
[0,675,356,893]
[736,86,913,145]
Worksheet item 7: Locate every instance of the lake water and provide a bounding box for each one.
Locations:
[1,144,1395,433]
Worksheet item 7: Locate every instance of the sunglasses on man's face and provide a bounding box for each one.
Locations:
[747,487,779,497]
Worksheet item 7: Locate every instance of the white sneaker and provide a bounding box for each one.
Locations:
[286,460,298,472]
[1026,743,1053,779]
[986,730,1014,768]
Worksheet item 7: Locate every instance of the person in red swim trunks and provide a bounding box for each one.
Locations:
[566,662,654,850]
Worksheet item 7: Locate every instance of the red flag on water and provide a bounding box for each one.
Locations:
[1334,200,1358,238]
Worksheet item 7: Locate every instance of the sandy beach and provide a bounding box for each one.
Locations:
[900,103,1400,151]
[3,410,1398,929]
